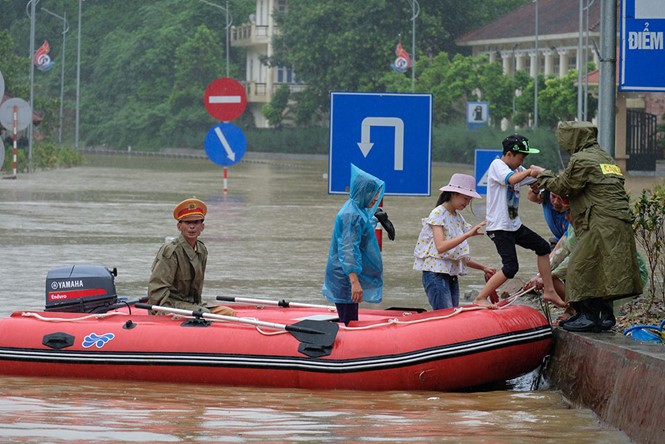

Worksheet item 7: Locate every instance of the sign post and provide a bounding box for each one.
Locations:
[203,78,248,193]
[0,98,32,179]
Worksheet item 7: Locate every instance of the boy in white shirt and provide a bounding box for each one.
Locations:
[472,134,567,309]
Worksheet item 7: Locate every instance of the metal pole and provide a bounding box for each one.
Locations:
[533,0,538,128]
[577,0,584,121]
[409,0,419,92]
[42,8,69,143]
[598,0,616,156]
[583,0,592,120]
[75,0,82,150]
[226,0,230,78]
[200,0,233,78]
[28,0,36,173]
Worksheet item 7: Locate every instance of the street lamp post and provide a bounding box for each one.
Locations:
[42,8,69,143]
[533,0,539,128]
[406,0,420,92]
[27,0,37,173]
[200,0,233,78]
[75,0,82,150]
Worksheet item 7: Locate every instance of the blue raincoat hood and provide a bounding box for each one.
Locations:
[349,164,385,218]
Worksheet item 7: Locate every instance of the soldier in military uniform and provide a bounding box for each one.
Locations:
[530,121,643,332]
[148,197,234,316]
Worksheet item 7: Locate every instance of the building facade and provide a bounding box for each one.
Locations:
[230,0,303,128]
[457,0,664,169]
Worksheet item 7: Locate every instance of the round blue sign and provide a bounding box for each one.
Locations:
[204,122,247,167]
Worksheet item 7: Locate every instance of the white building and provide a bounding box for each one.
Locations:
[231,0,303,128]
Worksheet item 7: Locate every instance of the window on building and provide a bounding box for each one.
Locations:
[278,0,288,14]
[277,66,296,83]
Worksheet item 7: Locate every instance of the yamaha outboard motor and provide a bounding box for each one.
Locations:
[45,264,118,313]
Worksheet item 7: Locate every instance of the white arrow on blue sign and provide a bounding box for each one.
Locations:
[204,122,247,167]
[329,92,432,196]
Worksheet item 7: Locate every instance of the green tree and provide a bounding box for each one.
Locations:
[272,0,532,115]
[262,85,291,128]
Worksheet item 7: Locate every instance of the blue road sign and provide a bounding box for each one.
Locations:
[467,101,489,129]
[204,122,247,167]
[329,92,432,196]
[620,0,665,92]
[474,149,502,196]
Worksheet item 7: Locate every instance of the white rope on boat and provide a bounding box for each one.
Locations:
[340,286,537,331]
[18,285,538,334]
[21,311,128,322]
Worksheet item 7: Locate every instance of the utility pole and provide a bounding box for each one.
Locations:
[28,0,36,173]
[407,0,420,92]
[598,0,617,156]
[42,8,69,143]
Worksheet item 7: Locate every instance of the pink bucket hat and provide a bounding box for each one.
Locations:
[439,174,481,199]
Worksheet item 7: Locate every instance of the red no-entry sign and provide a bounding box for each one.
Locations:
[204,78,247,122]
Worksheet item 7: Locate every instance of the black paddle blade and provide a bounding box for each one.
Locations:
[286,320,339,347]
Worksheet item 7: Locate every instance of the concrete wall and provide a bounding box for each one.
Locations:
[545,329,665,444]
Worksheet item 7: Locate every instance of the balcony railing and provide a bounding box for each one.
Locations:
[242,82,306,103]
[231,23,270,46]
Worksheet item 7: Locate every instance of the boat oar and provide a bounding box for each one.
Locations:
[216,295,336,310]
[216,296,426,313]
[134,303,338,347]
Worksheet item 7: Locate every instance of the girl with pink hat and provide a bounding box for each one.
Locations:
[413,174,496,310]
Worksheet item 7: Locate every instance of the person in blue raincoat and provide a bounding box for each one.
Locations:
[323,165,385,325]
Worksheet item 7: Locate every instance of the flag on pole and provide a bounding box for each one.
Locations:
[391,41,412,74]
[34,41,55,72]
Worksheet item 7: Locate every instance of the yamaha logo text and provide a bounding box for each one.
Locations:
[50,280,84,290]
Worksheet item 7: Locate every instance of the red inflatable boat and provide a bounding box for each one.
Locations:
[0,265,553,391]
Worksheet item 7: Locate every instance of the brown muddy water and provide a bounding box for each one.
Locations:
[0,153,631,442]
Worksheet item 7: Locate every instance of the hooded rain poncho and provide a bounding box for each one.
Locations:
[322,165,385,304]
[536,121,642,303]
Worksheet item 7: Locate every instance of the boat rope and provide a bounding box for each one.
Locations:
[20,311,128,322]
[340,286,535,331]
[18,285,537,336]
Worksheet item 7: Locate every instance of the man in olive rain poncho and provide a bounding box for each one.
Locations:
[529,121,643,332]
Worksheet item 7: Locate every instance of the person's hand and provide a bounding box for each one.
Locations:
[525,275,544,291]
[530,165,545,177]
[210,305,237,316]
[483,267,496,280]
[468,221,486,237]
[351,280,363,303]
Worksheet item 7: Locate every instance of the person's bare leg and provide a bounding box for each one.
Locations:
[537,255,568,307]
[552,277,566,301]
[473,271,508,308]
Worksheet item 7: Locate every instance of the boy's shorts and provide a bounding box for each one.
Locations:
[487,225,550,278]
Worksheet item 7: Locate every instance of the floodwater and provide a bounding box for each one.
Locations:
[0,153,631,442]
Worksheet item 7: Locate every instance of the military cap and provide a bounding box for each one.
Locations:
[173,198,207,221]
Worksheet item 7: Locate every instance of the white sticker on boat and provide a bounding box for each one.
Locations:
[82,333,116,349]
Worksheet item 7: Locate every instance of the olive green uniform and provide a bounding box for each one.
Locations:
[536,121,642,303]
[148,234,209,311]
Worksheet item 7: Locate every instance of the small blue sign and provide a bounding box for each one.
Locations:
[474,149,502,195]
[620,0,665,91]
[467,101,489,129]
[329,92,432,196]
[204,122,247,167]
